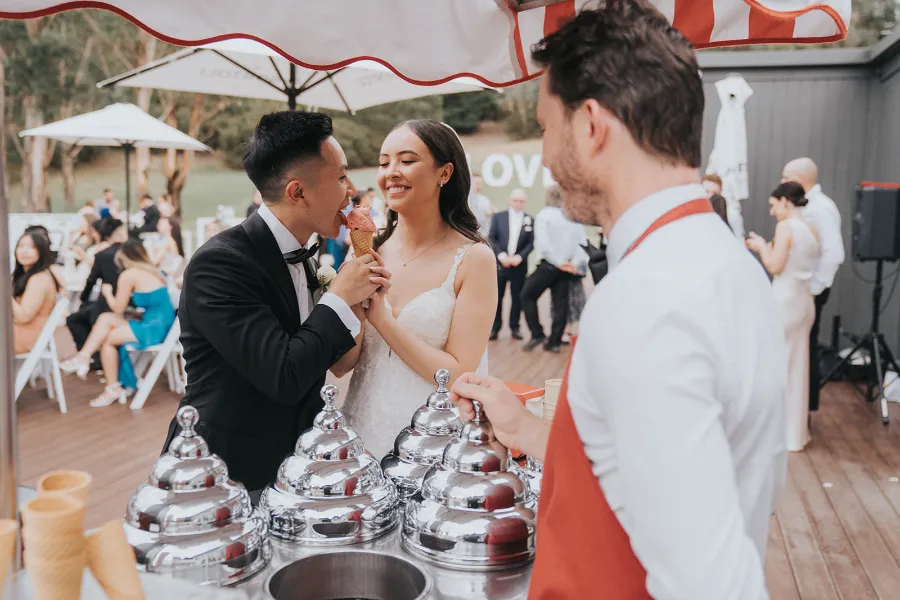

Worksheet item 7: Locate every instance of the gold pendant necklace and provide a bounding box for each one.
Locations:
[402,230,451,267]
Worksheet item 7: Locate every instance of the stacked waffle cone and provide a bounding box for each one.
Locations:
[22,494,87,600]
[0,519,17,593]
[542,379,562,422]
[21,469,145,600]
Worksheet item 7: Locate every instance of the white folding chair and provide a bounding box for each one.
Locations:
[14,297,70,413]
[128,319,182,410]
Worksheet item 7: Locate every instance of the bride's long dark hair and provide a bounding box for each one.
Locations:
[374,119,484,250]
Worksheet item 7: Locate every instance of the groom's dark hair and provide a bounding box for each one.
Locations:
[242,111,334,202]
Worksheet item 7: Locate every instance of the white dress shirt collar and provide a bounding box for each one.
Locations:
[257,202,302,254]
[808,183,823,196]
[606,183,708,269]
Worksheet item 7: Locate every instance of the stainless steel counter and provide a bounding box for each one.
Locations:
[238,527,532,600]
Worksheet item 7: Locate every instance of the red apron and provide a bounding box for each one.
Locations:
[528,198,713,600]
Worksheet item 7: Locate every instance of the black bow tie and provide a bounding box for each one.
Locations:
[283,243,319,265]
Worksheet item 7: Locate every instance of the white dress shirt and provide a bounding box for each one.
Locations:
[257,203,360,338]
[499,208,525,258]
[802,184,845,295]
[567,184,787,600]
[534,206,587,268]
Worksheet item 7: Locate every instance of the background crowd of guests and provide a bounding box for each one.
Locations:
[10,155,845,444]
[11,189,183,408]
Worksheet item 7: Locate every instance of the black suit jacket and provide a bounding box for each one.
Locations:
[162,212,356,492]
[79,243,121,304]
[488,210,534,267]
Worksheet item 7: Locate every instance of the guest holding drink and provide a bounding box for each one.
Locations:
[746,182,820,451]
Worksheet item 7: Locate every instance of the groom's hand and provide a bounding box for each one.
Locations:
[331,251,392,307]
[330,253,382,307]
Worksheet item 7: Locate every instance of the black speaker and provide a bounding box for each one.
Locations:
[852,185,900,262]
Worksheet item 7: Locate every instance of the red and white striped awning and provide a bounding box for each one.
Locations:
[0,0,851,88]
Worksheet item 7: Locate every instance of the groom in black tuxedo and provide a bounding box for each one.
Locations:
[163,111,390,493]
[489,188,534,340]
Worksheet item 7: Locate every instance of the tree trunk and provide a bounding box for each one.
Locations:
[165,93,216,216]
[134,30,157,198]
[22,96,49,213]
[60,145,81,210]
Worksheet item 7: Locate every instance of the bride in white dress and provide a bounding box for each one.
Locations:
[747,181,820,452]
[332,119,498,458]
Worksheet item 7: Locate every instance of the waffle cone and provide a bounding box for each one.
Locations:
[28,554,85,600]
[37,471,92,504]
[22,496,85,537]
[0,519,17,592]
[23,533,86,563]
[86,520,145,600]
[350,230,374,257]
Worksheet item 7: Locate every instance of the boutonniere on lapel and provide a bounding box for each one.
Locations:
[524,216,533,226]
[313,265,337,303]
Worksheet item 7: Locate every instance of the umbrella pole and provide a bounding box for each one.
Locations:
[0,152,21,569]
[288,63,297,111]
[124,143,133,229]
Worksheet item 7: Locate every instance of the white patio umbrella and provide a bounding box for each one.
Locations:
[706,74,754,238]
[19,103,210,226]
[97,39,492,113]
[0,0,851,87]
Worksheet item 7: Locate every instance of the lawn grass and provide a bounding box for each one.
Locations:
[7,131,579,240]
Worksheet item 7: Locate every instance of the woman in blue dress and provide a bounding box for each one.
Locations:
[61,239,175,407]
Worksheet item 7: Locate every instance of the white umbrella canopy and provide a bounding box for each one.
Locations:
[19,103,210,222]
[97,39,492,113]
[706,74,754,238]
[19,102,210,151]
[1,0,851,87]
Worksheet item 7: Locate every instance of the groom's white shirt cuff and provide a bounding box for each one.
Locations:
[318,293,361,338]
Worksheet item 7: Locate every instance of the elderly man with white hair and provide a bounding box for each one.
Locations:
[781,157,845,412]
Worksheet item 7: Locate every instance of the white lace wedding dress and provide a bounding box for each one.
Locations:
[340,243,489,458]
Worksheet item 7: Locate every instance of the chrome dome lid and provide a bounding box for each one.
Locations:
[510,455,543,511]
[402,400,536,571]
[382,369,463,502]
[260,385,400,545]
[123,405,271,586]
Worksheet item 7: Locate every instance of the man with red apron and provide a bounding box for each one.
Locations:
[452,3,788,599]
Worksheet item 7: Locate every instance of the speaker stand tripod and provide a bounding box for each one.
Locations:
[820,260,900,424]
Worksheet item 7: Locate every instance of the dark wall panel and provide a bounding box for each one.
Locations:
[700,66,879,348]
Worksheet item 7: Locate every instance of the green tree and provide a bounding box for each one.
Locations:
[443,91,501,134]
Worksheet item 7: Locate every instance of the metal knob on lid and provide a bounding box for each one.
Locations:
[402,392,536,571]
[382,369,464,502]
[123,405,271,586]
[260,384,400,545]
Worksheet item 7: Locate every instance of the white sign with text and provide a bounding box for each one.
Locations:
[466,153,555,188]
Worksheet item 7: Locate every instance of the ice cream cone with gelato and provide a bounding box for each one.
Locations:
[345,206,377,257]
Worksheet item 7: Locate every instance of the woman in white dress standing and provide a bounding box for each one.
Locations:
[746,181,820,451]
[334,120,498,457]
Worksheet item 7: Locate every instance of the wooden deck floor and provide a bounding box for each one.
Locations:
[15,301,900,598]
